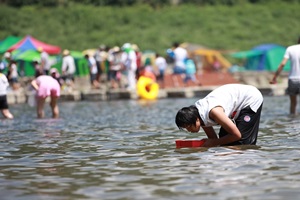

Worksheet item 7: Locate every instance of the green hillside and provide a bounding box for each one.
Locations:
[0,2,299,54]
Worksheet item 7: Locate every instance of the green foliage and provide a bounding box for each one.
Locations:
[0,2,299,56]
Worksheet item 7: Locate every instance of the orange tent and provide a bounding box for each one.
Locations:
[191,49,232,71]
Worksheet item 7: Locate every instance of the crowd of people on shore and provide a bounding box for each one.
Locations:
[1,42,200,119]
[0,42,205,94]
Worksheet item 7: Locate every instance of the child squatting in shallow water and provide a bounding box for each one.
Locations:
[175,84,263,147]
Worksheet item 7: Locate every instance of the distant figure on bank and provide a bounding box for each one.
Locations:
[121,43,137,91]
[94,44,107,82]
[85,54,100,89]
[172,42,187,74]
[270,36,300,115]
[0,72,13,119]
[107,46,122,89]
[155,53,167,83]
[7,60,20,90]
[0,52,11,73]
[184,57,199,84]
[61,49,76,89]
[31,73,60,118]
[39,48,50,75]
[175,84,263,147]
[212,55,221,72]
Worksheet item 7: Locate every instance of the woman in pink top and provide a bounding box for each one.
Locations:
[31,75,60,118]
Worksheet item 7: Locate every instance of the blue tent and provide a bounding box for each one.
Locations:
[231,44,290,71]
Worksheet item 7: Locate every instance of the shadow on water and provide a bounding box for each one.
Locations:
[1,96,300,199]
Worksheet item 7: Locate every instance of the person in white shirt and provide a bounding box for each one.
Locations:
[7,60,20,90]
[172,42,187,74]
[175,84,263,147]
[84,54,99,89]
[155,53,167,82]
[270,36,300,115]
[121,43,137,91]
[39,49,50,75]
[61,49,76,88]
[0,72,13,119]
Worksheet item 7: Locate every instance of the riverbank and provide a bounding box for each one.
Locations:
[6,71,287,105]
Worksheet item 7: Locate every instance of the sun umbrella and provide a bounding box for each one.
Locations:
[8,35,61,54]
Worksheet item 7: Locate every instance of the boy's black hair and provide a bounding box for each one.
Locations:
[175,105,200,129]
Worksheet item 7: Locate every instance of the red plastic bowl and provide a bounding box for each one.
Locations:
[175,139,206,148]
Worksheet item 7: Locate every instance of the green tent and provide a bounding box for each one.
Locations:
[231,44,290,72]
[0,36,22,54]
[14,50,40,61]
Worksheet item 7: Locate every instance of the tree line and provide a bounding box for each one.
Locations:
[1,0,300,8]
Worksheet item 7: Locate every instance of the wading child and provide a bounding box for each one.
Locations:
[0,72,13,119]
[175,84,263,147]
[31,73,60,118]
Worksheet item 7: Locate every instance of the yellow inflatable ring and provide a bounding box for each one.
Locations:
[137,76,159,100]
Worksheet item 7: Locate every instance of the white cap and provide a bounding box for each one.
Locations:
[122,43,131,50]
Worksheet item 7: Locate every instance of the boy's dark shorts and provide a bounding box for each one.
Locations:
[286,79,300,95]
[0,95,9,109]
[219,104,263,146]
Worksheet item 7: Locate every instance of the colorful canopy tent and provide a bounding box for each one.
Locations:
[0,36,22,54]
[230,44,290,71]
[7,35,61,54]
[14,50,41,62]
[191,49,232,71]
[11,49,87,77]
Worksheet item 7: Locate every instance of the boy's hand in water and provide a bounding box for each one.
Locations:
[202,138,217,147]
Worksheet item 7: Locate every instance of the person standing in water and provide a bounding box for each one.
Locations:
[0,72,13,119]
[31,72,60,118]
[270,36,300,115]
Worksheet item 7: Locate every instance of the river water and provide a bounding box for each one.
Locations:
[1,96,300,200]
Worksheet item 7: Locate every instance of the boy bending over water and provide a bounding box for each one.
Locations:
[175,84,263,147]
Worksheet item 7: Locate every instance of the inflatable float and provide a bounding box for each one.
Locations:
[137,76,159,100]
[175,139,206,148]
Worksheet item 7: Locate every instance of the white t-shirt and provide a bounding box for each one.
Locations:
[284,44,300,80]
[155,56,167,71]
[10,63,18,78]
[88,56,98,74]
[174,47,187,69]
[121,50,137,71]
[195,84,263,127]
[61,55,76,74]
[0,73,9,95]
[41,51,50,70]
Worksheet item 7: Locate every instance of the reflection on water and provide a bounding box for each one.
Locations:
[1,96,300,199]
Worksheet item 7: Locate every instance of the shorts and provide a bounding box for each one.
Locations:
[286,79,300,95]
[90,73,97,83]
[37,85,60,98]
[9,77,18,83]
[173,66,186,74]
[219,104,263,146]
[0,95,9,109]
[62,74,75,82]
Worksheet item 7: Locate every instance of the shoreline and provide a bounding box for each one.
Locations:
[6,71,288,104]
